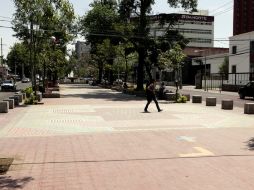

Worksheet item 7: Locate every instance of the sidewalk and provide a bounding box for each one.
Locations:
[0,84,254,190]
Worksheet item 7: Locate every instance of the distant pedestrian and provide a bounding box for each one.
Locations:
[144,79,162,113]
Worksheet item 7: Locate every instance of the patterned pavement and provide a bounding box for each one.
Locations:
[0,84,254,190]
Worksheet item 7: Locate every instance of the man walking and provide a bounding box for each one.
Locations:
[144,79,162,113]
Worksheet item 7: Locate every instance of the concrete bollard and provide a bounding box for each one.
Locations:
[244,103,254,114]
[206,97,217,106]
[9,96,19,106]
[36,92,42,102]
[14,94,23,103]
[192,95,202,103]
[0,101,9,113]
[165,92,175,101]
[221,99,233,110]
[3,99,14,109]
[22,93,26,100]
[182,94,190,101]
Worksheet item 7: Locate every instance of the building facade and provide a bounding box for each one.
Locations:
[229,31,254,85]
[233,0,254,36]
[149,11,214,48]
[75,41,90,59]
[229,31,254,73]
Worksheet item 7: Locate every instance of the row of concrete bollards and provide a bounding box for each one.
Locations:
[191,95,254,114]
[0,92,42,113]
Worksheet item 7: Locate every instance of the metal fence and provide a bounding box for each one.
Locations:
[200,72,254,91]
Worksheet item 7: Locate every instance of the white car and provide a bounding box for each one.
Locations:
[22,78,30,83]
[1,80,16,91]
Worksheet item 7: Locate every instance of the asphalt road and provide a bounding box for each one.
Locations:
[178,88,254,108]
[0,81,31,101]
[162,85,254,108]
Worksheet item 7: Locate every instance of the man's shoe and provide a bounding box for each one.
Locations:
[158,109,163,112]
[144,110,150,113]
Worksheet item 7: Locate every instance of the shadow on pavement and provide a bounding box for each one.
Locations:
[0,176,34,189]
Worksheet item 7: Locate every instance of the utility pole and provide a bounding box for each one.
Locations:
[1,38,3,66]
[0,38,2,80]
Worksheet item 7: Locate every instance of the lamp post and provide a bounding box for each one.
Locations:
[194,49,208,91]
[28,22,40,94]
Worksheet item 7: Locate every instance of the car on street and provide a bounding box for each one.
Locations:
[238,81,254,99]
[1,80,16,91]
[22,77,30,83]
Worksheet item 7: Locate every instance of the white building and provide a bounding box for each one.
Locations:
[229,31,254,85]
[75,41,90,59]
[192,53,228,74]
[149,10,214,48]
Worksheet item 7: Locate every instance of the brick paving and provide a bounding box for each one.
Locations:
[0,84,254,189]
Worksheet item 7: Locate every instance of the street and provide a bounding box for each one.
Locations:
[0,81,31,101]
[166,85,254,108]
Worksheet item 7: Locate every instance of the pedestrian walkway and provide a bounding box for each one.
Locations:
[0,84,254,190]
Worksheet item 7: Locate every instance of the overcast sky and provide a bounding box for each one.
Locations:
[0,0,233,57]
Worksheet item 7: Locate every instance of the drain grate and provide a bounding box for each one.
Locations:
[0,158,14,175]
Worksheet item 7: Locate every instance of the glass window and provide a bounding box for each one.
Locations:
[250,41,254,53]
[232,65,236,73]
[232,46,237,54]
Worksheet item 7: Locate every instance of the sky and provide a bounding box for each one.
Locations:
[0,0,233,58]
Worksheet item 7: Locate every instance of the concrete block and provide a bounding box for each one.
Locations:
[165,93,176,101]
[3,99,14,109]
[182,94,190,101]
[36,92,42,102]
[244,103,254,114]
[206,97,217,106]
[221,99,233,110]
[192,95,202,103]
[0,101,9,113]
[22,93,26,100]
[9,96,19,106]
[14,94,23,103]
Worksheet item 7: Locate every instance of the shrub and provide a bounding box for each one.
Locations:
[177,95,187,103]
[24,94,36,105]
[23,87,33,98]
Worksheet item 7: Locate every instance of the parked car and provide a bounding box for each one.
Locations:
[22,78,30,83]
[1,80,16,91]
[238,81,254,99]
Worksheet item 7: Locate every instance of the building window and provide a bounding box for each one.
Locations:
[250,41,254,53]
[232,46,237,54]
[232,65,236,73]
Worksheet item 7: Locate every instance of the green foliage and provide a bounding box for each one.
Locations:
[177,95,187,103]
[12,0,76,82]
[158,44,186,70]
[219,56,229,74]
[7,43,30,78]
[24,94,36,105]
[23,87,33,98]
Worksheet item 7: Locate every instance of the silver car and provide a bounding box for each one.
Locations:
[1,80,16,91]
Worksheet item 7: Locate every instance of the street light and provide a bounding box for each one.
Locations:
[194,49,208,91]
[28,22,40,94]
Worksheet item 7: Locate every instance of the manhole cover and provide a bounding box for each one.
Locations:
[0,158,14,175]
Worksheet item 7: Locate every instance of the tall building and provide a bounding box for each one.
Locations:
[75,41,90,59]
[148,11,214,47]
[233,0,254,35]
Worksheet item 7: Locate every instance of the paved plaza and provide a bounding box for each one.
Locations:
[1,84,254,189]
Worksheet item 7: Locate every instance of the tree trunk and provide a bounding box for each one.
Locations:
[136,48,145,90]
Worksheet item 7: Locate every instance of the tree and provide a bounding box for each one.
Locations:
[79,1,120,84]
[12,0,75,89]
[118,0,197,90]
[219,56,229,74]
[7,43,30,78]
[159,44,186,101]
